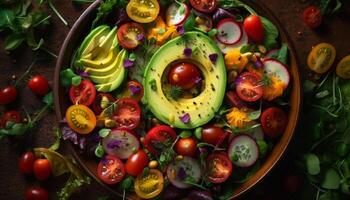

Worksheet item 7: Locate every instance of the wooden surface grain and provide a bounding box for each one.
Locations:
[0,0,349,199]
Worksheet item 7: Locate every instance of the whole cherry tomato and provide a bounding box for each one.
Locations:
[0,86,18,105]
[19,151,36,174]
[25,186,48,200]
[125,150,149,176]
[201,125,225,146]
[3,110,22,124]
[243,15,264,43]
[302,6,322,28]
[33,159,51,181]
[28,75,49,96]
[175,137,198,157]
[168,62,202,90]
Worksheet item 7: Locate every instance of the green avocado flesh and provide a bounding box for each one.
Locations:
[75,25,127,92]
[143,32,227,129]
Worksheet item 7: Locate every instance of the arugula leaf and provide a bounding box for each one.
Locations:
[260,16,279,50]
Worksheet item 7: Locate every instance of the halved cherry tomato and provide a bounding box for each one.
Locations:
[243,15,264,43]
[126,0,160,23]
[92,93,115,115]
[69,79,96,106]
[168,62,202,90]
[28,75,49,96]
[175,137,198,157]
[190,0,218,13]
[97,155,125,184]
[19,151,36,174]
[236,72,263,102]
[201,125,225,146]
[25,186,48,200]
[261,107,287,138]
[336,55,350,79]
[302,6,322,28]
[125,150,149,176]
[33,159,51,181]
[307,43,336,74]
[144,125,177,156]
[3,110,22,124]
[134,169,164,199]
[117,22,145,49]
[112,98,141,130]
[66,105,96,134]
[0,86,18,105]
[122,81,144,101]
[207,152,233,183]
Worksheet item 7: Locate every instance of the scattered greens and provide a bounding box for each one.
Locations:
[91,0,127,29]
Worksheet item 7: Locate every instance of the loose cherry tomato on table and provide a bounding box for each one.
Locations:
[126,0,160,23]
[175,137,198,157]
[3,110,22,124]
[25,186,48,200]
[243,15,264,43]
[336,55,350,79]
[92,93,115,115]
[144,125,177,156]
[261,107,288,138]
[190,0,218,13]
[307,43,336,74]
[69,79,96,106]
[0,86,18,105]
[168,62,202,90]
[19,151,36,174]
[33,159,51,181]
[27,75,49,96]
[112,98,141,130]
[302,6,322,28]
[236,72,263,102]
[97,155,125,184]
[201,125,225,146]
[206,152,233,183]
[117,23,145,49]
[125,150,149,176]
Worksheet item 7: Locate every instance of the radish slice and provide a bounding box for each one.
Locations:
[216,18,242,45]
[263,58,290,89]
[166,3,189,26]
[216,27,248,54]
[228,134,259,168]
[265,48,280,59]
[167,156,202,189]
[102,129,140,160]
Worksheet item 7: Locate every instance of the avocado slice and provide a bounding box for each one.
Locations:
[143,32,227,129]
[77,25,110,59]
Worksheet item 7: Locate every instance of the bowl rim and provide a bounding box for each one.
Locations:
[53,1,301,199]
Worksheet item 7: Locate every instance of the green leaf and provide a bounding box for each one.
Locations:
[5,33,25,51]
[19,15,32,30]
[71,76,82,86]
[260,16,279,50]
[208,28,218,37]
[194,127,202,140]
[247,103,262,120]
[183,11,196,31]
[95,143,105,158]
[0,9,14,29]
[49,128,62,151]
[219,0,257,15]
[276,43,288,65]
[257,140,268,158]
[57,175,91,200]
[121,176,134,191]
[32,38,44,50]
[179,130,192,138]
[319,191,339,200]
[43,92,53,106]
[99,128,111,138]
[304,153,320,175]
[322,168,341,189]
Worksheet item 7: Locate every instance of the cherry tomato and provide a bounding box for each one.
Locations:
[3,110,22,124]
[189,0,218,13]
[97,155,125,184]
[144,125,177,156]
[201,125,225,146]
[207,152,233,183]
[122,81,144,101]
[27,75,49,96]
[0,117,6,129]
[307,43,336,74]
[0,86,18,105]
[336,55,350,79]
[175,137,198,157]
[225,91,246,108]
[25,186,48,200]
[69,79,96,106]
[19,151,36,174]
[117,22,145,49]
[66,105,96,134]
[261,107,288,138]
[33,159,51,181]
[125,150,149,176]
[168,62,202,90]
[112,98,141,130]
[236,72,263,102]
[243,15,264,43]
[134,169,164,199]
[302,6,322,28]
[92,93,115,115]
[126,0,160,23]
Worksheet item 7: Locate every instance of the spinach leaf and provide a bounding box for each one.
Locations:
[219,0,257,15]
[260,16,279,50]
[304,153,321,175]
[276,43,288,65]
[322,168,341,189]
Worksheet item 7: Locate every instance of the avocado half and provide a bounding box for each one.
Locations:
[143,31,227,129]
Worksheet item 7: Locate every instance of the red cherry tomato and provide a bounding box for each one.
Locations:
[0,86,18,105]
[123,81,144,101]
[27,75,49,96]
[201,125,225,146]
[97,155,125,184]
[144,125,177,156]
[189,0,218,13]
[33,159,51,181]
[302,6,322,28]
[69,79,96,106]
[125,150,149,176]
[25,186,48,200]
[175,137,198,157]
[243,15,264,43]
[236,72,263,102]
[207,152,233,183]
[261,107,288,138]
[117,22,145,49]
[3,110,22,124]
[112,98,141,130]
[225,91,246,108]
[92,93,115,115]
[19,151,36,174]
[168,62,202,90]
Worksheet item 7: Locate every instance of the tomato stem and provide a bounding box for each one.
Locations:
[14,53,38,87]
[48,0,69,26]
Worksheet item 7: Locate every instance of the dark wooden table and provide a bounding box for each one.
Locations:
[1,0,349,199]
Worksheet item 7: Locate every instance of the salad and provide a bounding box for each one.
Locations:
[59,0,292,199]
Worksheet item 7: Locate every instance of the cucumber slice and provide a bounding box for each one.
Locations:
[228,134,259,168]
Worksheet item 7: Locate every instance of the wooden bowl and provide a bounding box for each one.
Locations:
[54,1,301,199]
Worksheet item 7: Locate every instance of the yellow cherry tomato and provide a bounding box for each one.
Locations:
[307,43,336,74]
[126,0,160,23]
[66,105,96,134]
[336,55,350,79]
[225,50,248,72]
[134,169,164,199]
